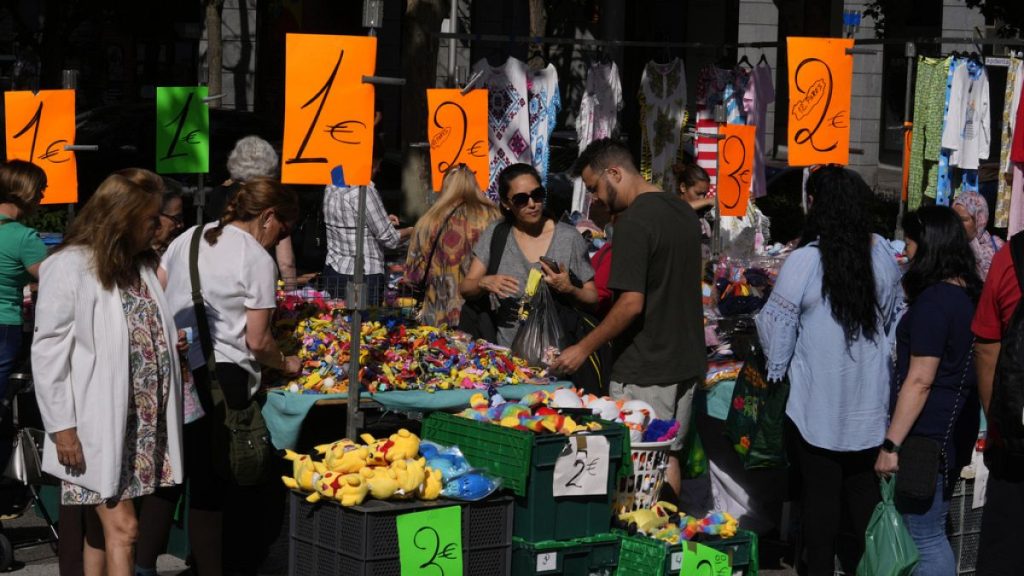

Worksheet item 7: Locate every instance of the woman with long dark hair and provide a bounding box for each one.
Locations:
[875,206,981,575]
[756,166,903,574]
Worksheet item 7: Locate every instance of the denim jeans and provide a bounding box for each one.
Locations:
[0,324,22,410]
[319,266,386,307]
[899,474,955,576]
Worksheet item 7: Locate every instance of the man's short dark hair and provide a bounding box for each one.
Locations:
[571,138,638,178]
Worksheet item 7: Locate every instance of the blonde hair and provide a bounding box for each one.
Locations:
[413,167,498,246]
[205,177,299,245]
[61,173,162,290]
[115,167,165,196]
[0,160,47,214]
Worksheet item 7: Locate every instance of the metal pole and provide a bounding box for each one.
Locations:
[447,0,458,87]
[196,174,205,224]
[896,41,916,240]
[61,70,78,223]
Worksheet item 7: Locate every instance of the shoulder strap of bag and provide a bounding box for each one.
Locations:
[417,205,462,291]
[487,221,511,276]
[189,226,225,405]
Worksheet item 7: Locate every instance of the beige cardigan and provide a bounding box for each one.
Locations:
[32,247,184,499]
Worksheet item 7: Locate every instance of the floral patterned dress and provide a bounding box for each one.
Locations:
[61,282,176,505]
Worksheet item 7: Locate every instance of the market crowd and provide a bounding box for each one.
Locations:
[0,134,1020,576]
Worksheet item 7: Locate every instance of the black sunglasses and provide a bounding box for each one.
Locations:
[509,187,546,208]
[160,212,184,226]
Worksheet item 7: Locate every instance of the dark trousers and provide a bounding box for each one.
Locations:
[320,265,386,307]
[976,469,1024,575]
[792,424,881,575]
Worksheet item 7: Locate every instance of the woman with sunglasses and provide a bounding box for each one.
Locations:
[153,189,185,255]
[461,163,597,347]
[404,164,499,326]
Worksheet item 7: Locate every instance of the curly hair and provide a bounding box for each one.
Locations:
[800,166,879,344]
[227,136,279,182]
[902,206,982,304]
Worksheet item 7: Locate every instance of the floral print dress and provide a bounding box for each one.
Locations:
[61,282,176,505]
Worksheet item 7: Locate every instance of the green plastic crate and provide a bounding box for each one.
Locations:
[422,412,628,541]
[616,529,759,576]
[512,533,620,575]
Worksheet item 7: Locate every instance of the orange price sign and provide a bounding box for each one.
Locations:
[717,124,755,217]
[426,89,489,192]
[4,90,78,204]
[282,34,376,187]
[787,37,854,167]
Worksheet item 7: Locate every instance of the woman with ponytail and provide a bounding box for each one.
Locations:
[149,177,300,575]
[756,166,904,574]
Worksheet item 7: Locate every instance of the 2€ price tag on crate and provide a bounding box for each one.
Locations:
[396,506,463,576]
[553,435,610,497]
[679,541,731,576]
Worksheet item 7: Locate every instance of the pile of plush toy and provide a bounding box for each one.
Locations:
[282,428,500,507]
[276,313,552,395]
[456,390,604,435]
[548,388,681,444]
[617,501,739,544]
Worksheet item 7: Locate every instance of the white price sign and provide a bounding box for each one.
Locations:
[536,552,558,572]
[670,551,683,570]
[552,435,610,497]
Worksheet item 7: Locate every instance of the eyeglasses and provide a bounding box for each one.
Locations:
[509,187,546,208]
[160,212,184,226]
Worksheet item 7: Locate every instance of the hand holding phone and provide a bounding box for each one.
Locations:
[539,256,562,272]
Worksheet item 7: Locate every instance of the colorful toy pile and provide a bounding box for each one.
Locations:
[278,314,552,394]
[457,390,604,436]
[550,389,681,444]
[281,428,500,507]
[617,501,739,545]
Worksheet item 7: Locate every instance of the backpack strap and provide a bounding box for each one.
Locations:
[487,221,511,276]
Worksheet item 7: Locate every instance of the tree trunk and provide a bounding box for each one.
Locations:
[206,0,224,109]
[400,0,448,219]
[528,0,547,71]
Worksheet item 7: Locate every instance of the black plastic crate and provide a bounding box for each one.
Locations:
[951,477,983,575]
[288,491,513,575]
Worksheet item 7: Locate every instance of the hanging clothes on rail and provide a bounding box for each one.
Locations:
[942,56,990,203]
[472,56,532,201]
[994,56,1023,228]
[742,62,775,199]
[638,58,688,190]
[695,66,734,194]
[573,60,623,215]
[528,64,561,184]
[1009,67,1024,236]
[907,56,954,210]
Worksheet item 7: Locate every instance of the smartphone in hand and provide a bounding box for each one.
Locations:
[539,256,562,272]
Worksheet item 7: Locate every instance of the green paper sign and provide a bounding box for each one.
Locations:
[396,506,463,576]
[156,86,209,174]
[680,541,731,576]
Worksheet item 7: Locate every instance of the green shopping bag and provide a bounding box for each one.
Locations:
[682,412,707,478]
[857,476,920,576]
[725,350,789,469]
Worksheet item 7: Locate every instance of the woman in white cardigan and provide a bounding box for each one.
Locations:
[33,172,183,576]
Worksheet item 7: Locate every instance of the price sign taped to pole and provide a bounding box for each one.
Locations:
[680,541,731,576]
[553,435,610,497]
[397,506,463,576]
[156,86,210,174]
[283,33,376,187]
[4,90,78,204]
[787,37,854,167]
[427,89,489,192]
[717,124,755,217]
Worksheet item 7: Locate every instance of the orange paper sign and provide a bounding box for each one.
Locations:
[282,34,377,187]
[427,89,489,192]
[717,124,755,217]
[787,37,854,167]
[4,90,78,204]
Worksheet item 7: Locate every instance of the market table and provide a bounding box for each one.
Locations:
[262,381,572,450]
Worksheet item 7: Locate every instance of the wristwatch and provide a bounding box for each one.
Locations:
[881,438,901,454]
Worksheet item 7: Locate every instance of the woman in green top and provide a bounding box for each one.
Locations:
[0,160,47,414]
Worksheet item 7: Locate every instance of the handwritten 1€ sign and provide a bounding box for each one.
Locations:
[787,37,854,167]
[4,90,77,204]
[282,34,376,187]
[716,124,755,217]
[156,86,210,174]
[396,506,463,576]
[427,89,489,192]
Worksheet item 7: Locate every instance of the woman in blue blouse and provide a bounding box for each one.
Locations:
[875,206,981,576]
[756,166,903,575]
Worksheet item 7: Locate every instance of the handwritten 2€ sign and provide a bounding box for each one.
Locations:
[427,89,489,192]
[397,506,463,576]
[4,90,77,204]
[717,124,755,217]
[787,37,854,167]
[283,34,376,187]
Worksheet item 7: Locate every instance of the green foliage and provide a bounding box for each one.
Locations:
[865,0,1024,38]
[22,207,68,233]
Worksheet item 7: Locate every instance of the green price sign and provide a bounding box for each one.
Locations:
[680,541,731,576]
[396,506,463,576]
[156,86,209,174]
